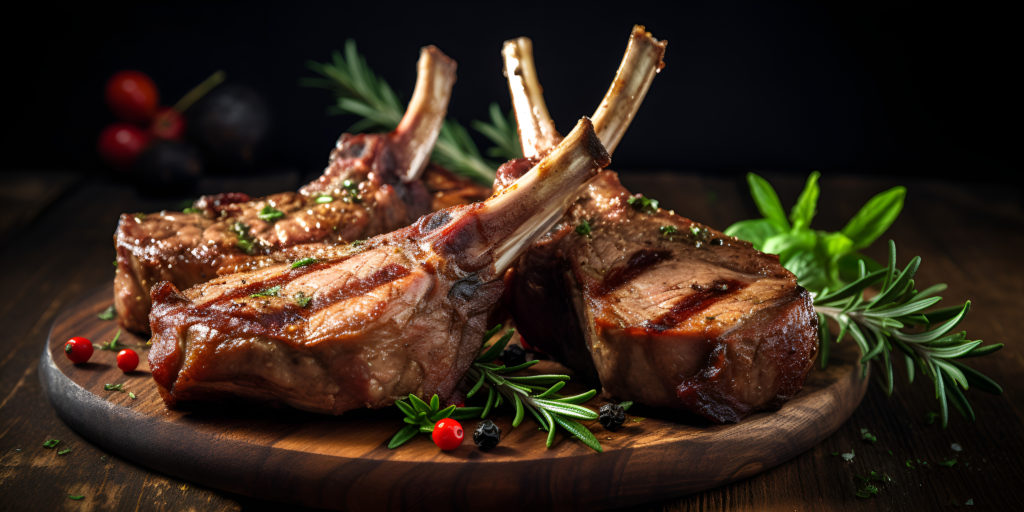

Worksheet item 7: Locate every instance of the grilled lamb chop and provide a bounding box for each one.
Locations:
[114,46,490,334]
[502,27,818,423]
[148,118,610,414]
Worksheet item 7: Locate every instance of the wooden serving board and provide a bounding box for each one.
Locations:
[41,286,868,510]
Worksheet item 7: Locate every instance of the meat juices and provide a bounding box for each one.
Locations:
[148,118,610,414]
[113,46,490,334]
[501,26,818,422]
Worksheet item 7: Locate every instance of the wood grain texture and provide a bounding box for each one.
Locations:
[40,285,867,510]
[3,172,1023,510]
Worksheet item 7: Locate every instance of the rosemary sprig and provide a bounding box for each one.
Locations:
[303,40,520,184]
[387,325,602,452]
[463,325,602,452]
[815,241,1003,427]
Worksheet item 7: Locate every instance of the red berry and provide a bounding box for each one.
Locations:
[98,124,151,170]
[64,337,94,364]
[117,349,139,373]
[151,107,186,140]
[431,418,464,451]
[106,70,159,123]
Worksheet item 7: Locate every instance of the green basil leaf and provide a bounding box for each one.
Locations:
[841,186,906,250]
[762,231,815,257]
[789,171,820,231]
[724,218,779,248]
[746,172,790,232]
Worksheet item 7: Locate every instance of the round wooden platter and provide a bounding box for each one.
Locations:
[41,286,868,511]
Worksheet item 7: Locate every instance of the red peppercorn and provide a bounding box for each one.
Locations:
[431,418,464,451]
[116,349,139,373]
[64,337,94,364]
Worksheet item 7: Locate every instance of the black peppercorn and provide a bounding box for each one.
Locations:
[599,403,627,431]
[500,344,527,367]
[473,420,501,450]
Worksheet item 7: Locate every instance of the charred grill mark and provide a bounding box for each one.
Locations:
[316,263,411,308]
[165,263,413,343]
[643,279,748,332]
[594,249,672,295]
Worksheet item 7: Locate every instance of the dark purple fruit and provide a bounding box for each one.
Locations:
[598,403,627,431]
[473,420,501,450]
[187,83,270,173]
[135,140,203,195]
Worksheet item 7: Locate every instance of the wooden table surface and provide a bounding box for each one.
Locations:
[1,169,1022,510]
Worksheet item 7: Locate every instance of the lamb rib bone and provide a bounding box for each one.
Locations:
[501,27,819,423]
[147,118,610,414]
[114,45,489,334]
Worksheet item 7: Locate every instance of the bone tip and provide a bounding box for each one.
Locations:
[630,25,668,69]
[420,45,457,75]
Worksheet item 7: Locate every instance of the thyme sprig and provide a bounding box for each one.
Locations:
[815,241,1003,427]
[463,325,602,452]
[303,40,520,184]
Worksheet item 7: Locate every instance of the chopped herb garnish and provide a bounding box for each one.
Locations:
[57,448,71,455]
[182,206,202,214]
[841,449,855,462]
[860,427,877,443]
[290,257,318,269]
[68,494,84,501]
[576,219,592,237]
[905,459,915,469]
[626,194,659,214]
[231,222,256,254]
[250,285,282,298]
[104,383,124,392]
[97,305,116,321]
[951,443,963,452]
[342,179,362,203]
[965,498,974,506]
[95,330,123,351]
[43,439,61,449]
[134,213,146,220]
[351,239,365,247]
[294,292,312,308]
[939,458,958,467]
[258,204,285,222]
[659,225,677,238]
[128,392,137,400]
[925,411,939,425]
[855,483,879,499]
[315,194,334,204]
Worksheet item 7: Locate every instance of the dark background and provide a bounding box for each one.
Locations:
[6,1,1020,184]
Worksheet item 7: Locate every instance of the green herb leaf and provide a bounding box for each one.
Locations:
[627,194,659,214]
[104,383,124,392]
[315,194,334,204]
[293,292,312,308]
[97,305,116,321]
[231,222,256,255]
[290,257,318,269]
[43,439,61,448]
[576,219,592,237]
[57,448,71,455]
[746,172,789,232]
[96,330,123,351]
[258,204,285,222]
[659,225,677,238]
[250,286,281,298]
[841,186,906,250]
[68,494,84,501]
[789,171,820,231]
